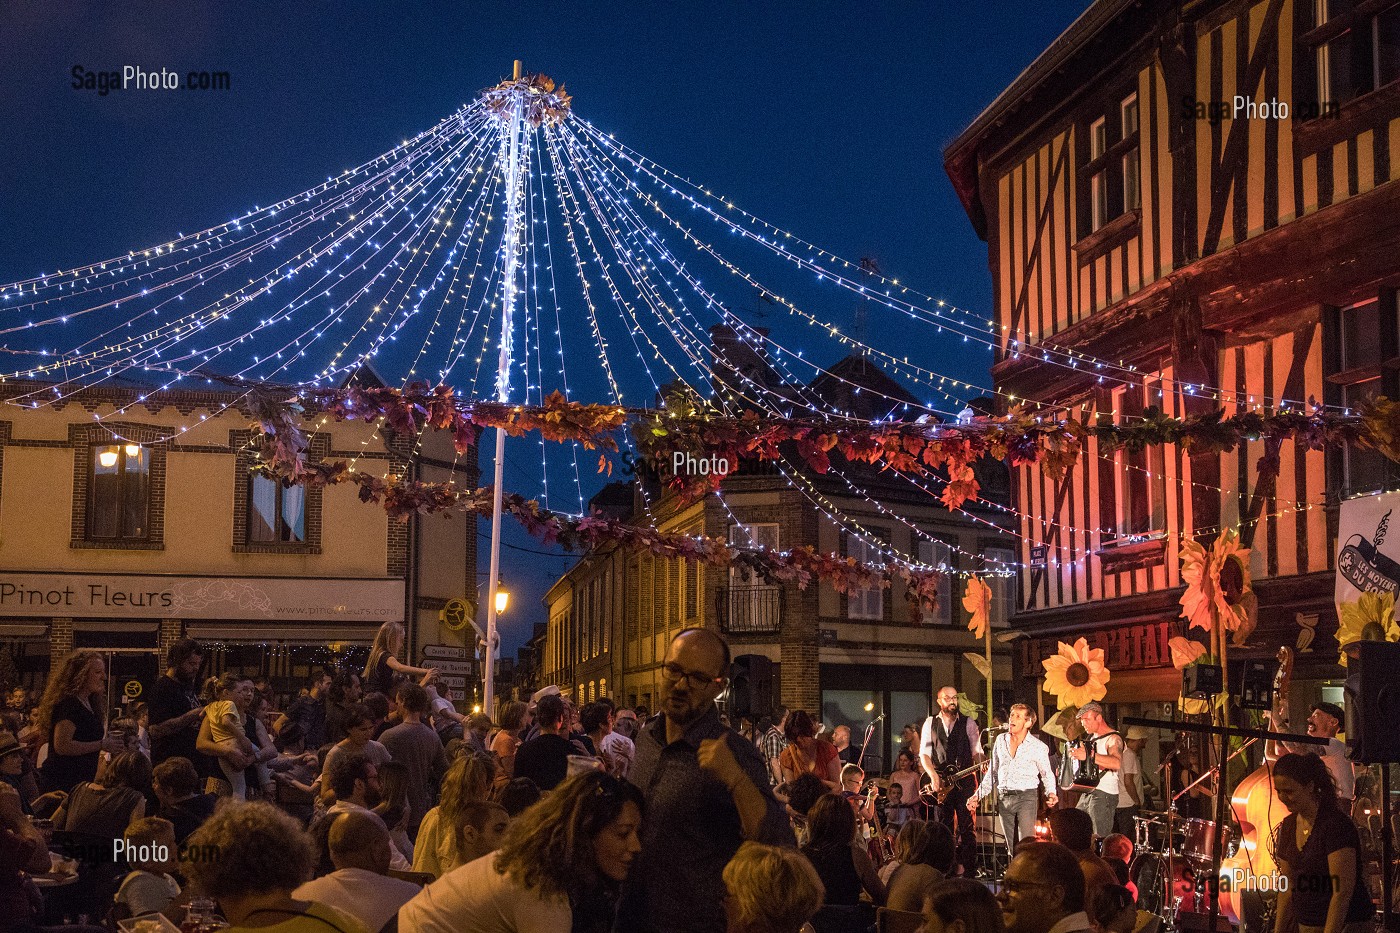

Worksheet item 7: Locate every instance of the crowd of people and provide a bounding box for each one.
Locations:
[0,622,1378,933]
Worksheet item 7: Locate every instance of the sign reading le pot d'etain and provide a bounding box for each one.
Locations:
[0,571,404,622]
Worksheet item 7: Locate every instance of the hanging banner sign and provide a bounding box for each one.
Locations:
[1335,491,1400,619]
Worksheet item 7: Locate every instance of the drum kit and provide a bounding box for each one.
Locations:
[1130,810,1234,929]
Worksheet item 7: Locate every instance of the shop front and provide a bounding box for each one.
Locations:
[0,570,404,713]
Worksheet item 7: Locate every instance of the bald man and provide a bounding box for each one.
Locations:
[620,627,792,933]
[294,810,420,933]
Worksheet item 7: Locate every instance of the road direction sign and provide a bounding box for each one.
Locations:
[424,644,468,660]
[430,659,475,676]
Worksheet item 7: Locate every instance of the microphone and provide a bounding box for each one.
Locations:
[869,713,886,722]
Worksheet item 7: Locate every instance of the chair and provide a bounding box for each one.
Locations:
[877,906,926,933]
[809,903,875,933]
[386,869,435,886]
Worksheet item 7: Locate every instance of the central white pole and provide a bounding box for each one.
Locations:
[484,59,527,716]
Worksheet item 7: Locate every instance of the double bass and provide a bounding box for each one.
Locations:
[1219,646,1292,924]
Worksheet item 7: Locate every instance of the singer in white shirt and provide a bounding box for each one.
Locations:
[969,704,1056,851]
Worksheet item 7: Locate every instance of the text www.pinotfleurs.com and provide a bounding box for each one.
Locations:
[72,65,231,96]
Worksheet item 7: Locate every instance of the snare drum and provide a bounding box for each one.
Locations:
[1182,818,1233,870]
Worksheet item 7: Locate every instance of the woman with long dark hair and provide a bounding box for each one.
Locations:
[883,819,955,913]
[401,770,644,932]
[801,793,884,931]
[35,651,124,793]
[1271,752,1373,933]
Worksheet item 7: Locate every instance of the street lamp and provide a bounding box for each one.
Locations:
[494,584,510,616]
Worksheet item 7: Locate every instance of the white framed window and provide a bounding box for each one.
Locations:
[1090,116,1109,232]
[1121,95,1141,212]
[846,533,884,620]
[88,443,150,540]
[983,547,1017,628]
[917,538,954,625]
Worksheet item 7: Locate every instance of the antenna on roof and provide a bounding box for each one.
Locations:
[853,257,879,356]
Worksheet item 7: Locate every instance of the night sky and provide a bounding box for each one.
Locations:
[0,2,1088,657]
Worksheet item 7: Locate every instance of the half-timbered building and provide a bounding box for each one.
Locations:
[946,0,1400,712]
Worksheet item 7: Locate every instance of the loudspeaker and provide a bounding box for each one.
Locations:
[1183,663,1222,697]
[1344,640,1400,764]
[728,654,774,721]
[1237,659,1275,711]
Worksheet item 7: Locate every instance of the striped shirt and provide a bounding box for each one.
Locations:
[976,731,1056,799]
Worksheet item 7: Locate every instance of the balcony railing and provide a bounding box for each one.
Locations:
[718,584,783,634]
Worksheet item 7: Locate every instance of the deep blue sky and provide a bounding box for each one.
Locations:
[0,2,1088,657]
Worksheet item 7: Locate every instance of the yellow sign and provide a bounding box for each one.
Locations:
[123,680,142,699]
[440,597,471,632]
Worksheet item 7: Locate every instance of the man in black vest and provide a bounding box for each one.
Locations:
[920,685,983,875]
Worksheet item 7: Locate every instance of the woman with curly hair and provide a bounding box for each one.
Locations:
[183,799,366,932]
[36,650,125,793]
[411,752,496,877]
[401,770,644,933]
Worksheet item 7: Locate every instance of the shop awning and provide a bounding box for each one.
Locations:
[185,624,375,644]
[1104,666,1180,704]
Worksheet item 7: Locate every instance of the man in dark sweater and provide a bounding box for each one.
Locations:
[512,693,573,791]
[147,639,214,780]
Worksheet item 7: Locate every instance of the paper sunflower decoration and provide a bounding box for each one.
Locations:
[1179,530,1257,645]
[1336,591,1399,666]
[1041,637,1110,709]
[962,576,993,641]
[1168,636,1207,670]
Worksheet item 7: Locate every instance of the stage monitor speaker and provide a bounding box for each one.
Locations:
[1344,640,1400,764]
[728,654,774,721]
[1183,663,1222,698]
[1237,659,1275,711]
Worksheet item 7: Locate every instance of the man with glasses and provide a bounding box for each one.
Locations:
[998,841,1092,933]
[622,628,793,933]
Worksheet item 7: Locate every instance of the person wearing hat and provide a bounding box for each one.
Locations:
[0,732,39,816]
[1265,699,1355,808]
[1113,725,1148,837]
[1069,702,1121,838]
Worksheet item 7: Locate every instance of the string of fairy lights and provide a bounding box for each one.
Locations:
[0,80,1332,590]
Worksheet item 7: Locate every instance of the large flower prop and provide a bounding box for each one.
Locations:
[1179,530,1256,644]
[962,576,992,641]
[1168,636,1207,670]
[1336,591,1399,666]
[1041,638,1110,709]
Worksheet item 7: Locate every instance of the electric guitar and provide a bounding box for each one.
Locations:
[918,760,988,805]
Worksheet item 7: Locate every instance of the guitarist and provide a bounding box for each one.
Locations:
[1069,701,1122,838]
[920,686,983,875]
[968,703,1057,853]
